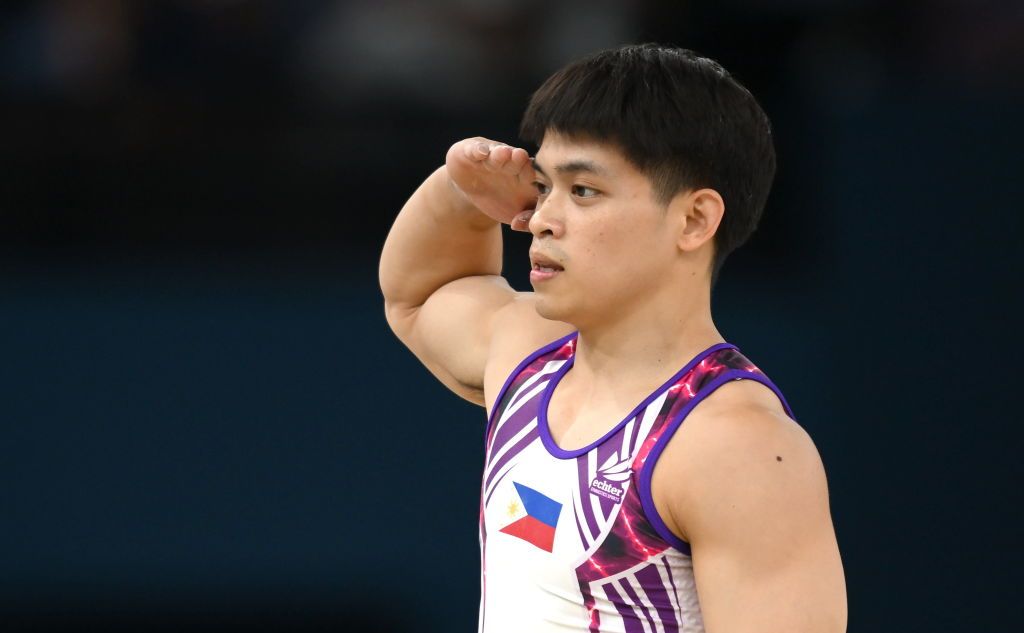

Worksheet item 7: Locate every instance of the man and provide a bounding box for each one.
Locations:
[379,43,846,633]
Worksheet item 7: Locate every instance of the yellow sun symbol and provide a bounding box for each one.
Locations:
[506,500,520,517]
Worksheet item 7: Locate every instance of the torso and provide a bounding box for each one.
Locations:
[533,345,790,543]
[477,329,796,633]
[484,321,788,545]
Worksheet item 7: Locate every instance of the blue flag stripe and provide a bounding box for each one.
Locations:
[513,482,562,528]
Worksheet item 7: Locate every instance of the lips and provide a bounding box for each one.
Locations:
[529,250,563,285]
[529,250,564,272]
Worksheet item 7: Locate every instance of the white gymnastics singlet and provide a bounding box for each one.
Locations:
[478,331,795,633]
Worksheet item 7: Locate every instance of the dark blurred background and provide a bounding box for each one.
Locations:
[1,1,1022,631]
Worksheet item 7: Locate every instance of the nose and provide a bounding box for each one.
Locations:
[527,194,565,238]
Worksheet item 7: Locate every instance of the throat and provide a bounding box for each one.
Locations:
[545,372,646,452]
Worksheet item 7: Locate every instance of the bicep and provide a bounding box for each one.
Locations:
[384,274,517,406]
[677,411,848,633]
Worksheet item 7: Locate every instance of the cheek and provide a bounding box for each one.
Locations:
[587,225,649,265]
[586,228,668,282]
[572,239,634,292]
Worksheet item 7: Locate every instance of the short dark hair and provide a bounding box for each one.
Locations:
[519,43,777,287]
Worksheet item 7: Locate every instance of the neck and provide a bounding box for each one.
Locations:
[569,277,724,394]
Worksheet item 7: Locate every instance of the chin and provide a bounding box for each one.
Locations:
[533,295,570,322]
[534,294,584,327]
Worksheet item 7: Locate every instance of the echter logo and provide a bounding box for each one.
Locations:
[589,452,633,504]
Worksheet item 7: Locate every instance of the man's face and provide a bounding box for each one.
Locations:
[527,132,680,326]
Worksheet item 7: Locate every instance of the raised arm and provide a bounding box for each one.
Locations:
[379,138,538,405]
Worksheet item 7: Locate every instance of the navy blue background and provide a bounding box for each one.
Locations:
[2,1,1021,631]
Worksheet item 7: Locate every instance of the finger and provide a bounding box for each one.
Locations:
[502,147,531,175]
[510,210,534,232]
[487,144,513,170]
[466,141,491,162]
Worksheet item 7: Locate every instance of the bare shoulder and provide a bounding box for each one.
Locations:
[651,380,846,633]
[652,378,828,543]
[483,291,574,417]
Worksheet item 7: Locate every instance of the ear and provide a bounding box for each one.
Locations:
[669,188,724,253]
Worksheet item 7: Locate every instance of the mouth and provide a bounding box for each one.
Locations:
[529,248,564,284]
[529,250,565,273]
[529,259,563,284]
[529,268,560,283]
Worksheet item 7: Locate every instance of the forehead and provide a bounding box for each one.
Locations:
[533,132,635,176]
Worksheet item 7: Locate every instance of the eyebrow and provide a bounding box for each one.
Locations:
[532,158,608,178]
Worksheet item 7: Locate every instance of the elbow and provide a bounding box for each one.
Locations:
[383,300,418,340]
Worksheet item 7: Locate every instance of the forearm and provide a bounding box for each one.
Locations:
[379,165,503,313]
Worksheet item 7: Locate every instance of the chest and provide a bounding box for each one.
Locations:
[482,426,637,562]
[545,380,654,452]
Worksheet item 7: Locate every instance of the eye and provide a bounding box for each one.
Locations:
[534,181,550,196]
[572,185,599,198]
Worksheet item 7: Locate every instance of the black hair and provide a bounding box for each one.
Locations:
[519,43,777,288]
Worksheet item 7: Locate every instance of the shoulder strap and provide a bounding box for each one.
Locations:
[635,366,796,555]
[484,331,578,444]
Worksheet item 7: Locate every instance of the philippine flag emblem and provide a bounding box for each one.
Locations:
[499,482,562,552]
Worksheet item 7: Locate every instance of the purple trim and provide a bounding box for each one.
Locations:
[573,504,592,549]
[538,342,739,460]
[660,554,680,592]
[485,376,554,487]
[660,556,683,627]
[484,330,578,446]
[618,578,658,633]
[603,582,645,633]
[483,427,541,505]
[576,454,601,538]
[637,369,797,556]
[624,415,644,458]
[635,562,679,633]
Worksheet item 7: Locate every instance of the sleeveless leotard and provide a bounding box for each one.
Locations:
[478,331,795,633]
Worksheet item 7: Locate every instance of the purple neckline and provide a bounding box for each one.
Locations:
[537,337,739,460]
